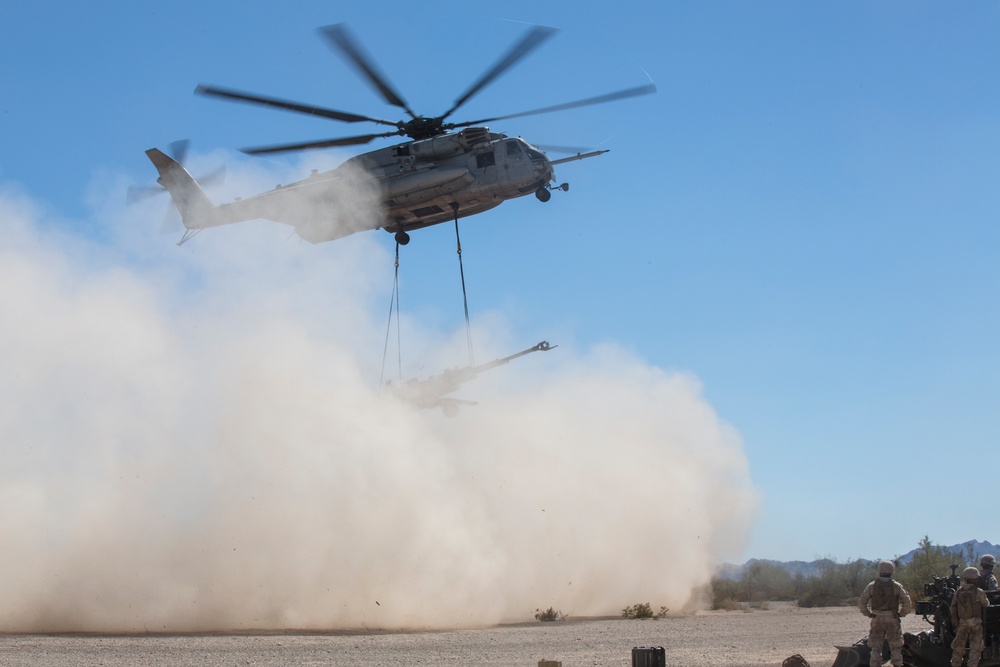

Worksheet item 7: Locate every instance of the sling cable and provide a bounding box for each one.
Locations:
[379,203,476,391]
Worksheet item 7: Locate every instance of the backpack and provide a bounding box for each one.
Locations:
[783,654,810,667]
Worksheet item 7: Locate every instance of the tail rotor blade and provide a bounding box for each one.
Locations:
[160,208,183,235]
[126,183,166,205]
[168,139,191,164]
[130,142,224,208]
[196,165,226,188]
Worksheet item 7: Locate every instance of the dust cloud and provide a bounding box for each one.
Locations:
[0,162,758,633]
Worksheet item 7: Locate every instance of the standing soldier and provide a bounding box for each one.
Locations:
[859,560,913,667]
[977,555,997,591]
[951,566,991,667]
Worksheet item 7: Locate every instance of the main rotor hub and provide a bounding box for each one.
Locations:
[400,117,447,141]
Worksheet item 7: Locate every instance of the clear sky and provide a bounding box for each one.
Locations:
[2,0,998,568]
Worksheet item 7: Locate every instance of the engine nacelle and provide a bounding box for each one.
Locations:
[409,127,492,161]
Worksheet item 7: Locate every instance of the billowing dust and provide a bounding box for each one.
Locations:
[0,163,758,632]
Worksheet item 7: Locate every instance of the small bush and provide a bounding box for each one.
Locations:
[622,602,653,619]
[797,591,847,608]
[713,597,742,611]
[534,607,566,622]
[621,603,668,619]
[711,598,769,612]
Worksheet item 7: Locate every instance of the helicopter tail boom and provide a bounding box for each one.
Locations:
[145,148,217,230]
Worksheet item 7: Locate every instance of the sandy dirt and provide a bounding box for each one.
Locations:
[0,603,931,667]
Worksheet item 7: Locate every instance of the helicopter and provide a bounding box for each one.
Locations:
[142,23,655,246]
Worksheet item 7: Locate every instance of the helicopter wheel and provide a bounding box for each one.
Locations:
[395,229,410,245]
[535,187,551,202]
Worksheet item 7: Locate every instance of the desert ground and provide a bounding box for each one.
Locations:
[0,603,930,667]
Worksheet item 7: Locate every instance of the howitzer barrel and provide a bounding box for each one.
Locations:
[387,340,556,414]
[471,340,554,375]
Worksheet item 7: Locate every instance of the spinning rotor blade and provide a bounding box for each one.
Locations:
[195,84,398,126]
[129,165,225,204]
[127,183,166,205]
[168,139,190,165]
[197,165,226,188]
[442,25,557,121]
[241,131,400,155]
[127,140,194,204]
[319,24,415,118]
[160,208,183,235]
[455,83,657,127]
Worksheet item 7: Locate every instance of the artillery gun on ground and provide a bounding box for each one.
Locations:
[834,566,1000,667]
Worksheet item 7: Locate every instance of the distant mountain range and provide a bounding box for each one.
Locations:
[717,540,999,580]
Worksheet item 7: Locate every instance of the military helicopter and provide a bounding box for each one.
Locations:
[142,23,655,246]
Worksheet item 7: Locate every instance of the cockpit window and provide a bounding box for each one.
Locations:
[476,152,496,169]
[506,140,522,155]
[526,148,546,162]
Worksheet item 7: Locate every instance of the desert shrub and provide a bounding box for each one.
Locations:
[797,591,846,608]
[713,597,743,611]
[792,559,872,608]
[711,537,974,608]
[534,607,566,622]
[622,602,654,619]
[710,598,770,612]
[711,578,742,607]
[621,603,669,619]
[741,562,797,601]
[895,536,966,601]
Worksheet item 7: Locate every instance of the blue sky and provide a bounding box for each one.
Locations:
[2,0,999,567]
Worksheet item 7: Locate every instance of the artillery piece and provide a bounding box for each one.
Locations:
[834,566,1000,667]
[385,341,555,416]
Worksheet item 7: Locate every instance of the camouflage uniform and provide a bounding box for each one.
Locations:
[977,556,998,591]
[951,574,991,667]
[977,571,998,592]
[859,568,913,667]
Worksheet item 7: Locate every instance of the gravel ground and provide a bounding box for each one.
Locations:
[0,603,931,667]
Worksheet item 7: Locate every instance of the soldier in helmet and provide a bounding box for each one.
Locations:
[859,560,913,667]
[951,566,991,667]
[977,555,997,591]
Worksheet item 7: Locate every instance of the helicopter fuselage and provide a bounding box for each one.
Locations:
[168,127,555,244]
[366,128,551,232]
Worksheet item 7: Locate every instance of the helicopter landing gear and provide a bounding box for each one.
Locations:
[395,229,410,245]
[536,183,569,202]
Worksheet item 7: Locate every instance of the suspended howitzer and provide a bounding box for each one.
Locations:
[386,341,556,416]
